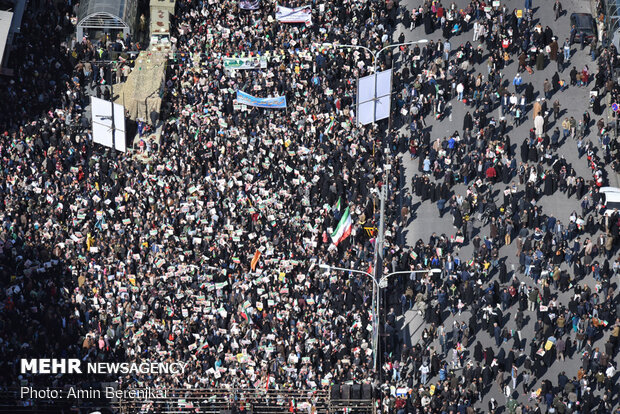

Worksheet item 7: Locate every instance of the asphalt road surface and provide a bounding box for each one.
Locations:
[384,0,619,410]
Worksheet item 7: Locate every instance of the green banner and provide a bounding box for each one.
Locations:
[223,57,267,71]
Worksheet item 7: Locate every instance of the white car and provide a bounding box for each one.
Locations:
[600,188,620,216]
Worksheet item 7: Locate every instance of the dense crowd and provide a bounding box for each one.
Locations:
[0,0,619,413]
[372,1,620,413]
[1,0,401,404]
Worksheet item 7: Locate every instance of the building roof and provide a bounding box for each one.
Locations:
[77,0,138,32]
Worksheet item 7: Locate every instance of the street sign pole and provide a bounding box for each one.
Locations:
[613,103,619,138]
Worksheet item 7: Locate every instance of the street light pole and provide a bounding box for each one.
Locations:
[372,41,428,130]
[319,38,430,374]
[104,62,117,155]
[319,264,440,373]
[319,265,380,370]
[322,40,428,126]
[375,171,386,375]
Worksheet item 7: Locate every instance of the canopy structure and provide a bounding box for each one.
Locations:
[114,50,166,124]
[77,0,138,41]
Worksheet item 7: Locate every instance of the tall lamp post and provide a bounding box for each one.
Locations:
[321,39,429,373]
[321,39,428,127]
[320,38,429,282]
[319,264,441,373]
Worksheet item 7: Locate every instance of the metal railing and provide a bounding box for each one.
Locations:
[117,388,331,414]
[0,388,374,414]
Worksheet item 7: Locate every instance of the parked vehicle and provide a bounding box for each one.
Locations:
[570,13,597,43]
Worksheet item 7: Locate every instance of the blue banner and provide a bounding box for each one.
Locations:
[236,90,287,109]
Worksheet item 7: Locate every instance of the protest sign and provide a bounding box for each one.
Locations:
[236,90,287,109]
[275,5,312,23]
[239,0,260,10]
[224,57,267,71]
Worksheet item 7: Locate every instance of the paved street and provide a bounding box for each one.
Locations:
[398,0,599,247]
[387,0,619,410]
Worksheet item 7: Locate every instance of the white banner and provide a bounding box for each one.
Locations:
[275,5,312,24]
[239,0,260,10]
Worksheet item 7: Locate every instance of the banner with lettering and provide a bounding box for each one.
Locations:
[224,57,267,71]
[275,5,312,24]
[239,0,260,10]
[236,91,287,109]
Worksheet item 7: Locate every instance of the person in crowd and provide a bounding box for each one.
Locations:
[0,0,619,412]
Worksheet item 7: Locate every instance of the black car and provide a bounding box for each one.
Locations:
[570,13,597,43]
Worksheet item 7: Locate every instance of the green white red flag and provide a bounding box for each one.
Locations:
[330,207,352,246]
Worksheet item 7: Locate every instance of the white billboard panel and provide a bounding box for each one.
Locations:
[356,69,392,125]
[113,102,126,152]
[0,11,12,66]
[357,101,375,126]
[92,96,113,148]
[91,96,126,152]
[376,69,392,98]
[375,96,391,122]
[357,74,375,105]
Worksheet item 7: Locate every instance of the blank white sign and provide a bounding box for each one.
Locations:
[356,69,392,125]
[91,96,126,152]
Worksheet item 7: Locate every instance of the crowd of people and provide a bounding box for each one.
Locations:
[373,1,620,413]
[1,0,401,408]
[0,0,620,413]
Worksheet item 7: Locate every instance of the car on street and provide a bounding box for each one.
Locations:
[601,187,620,216]
[570,13,597,44]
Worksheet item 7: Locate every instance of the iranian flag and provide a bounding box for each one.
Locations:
[330,207,352,246]
[332,196,341,213]
[325,118,336,135]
